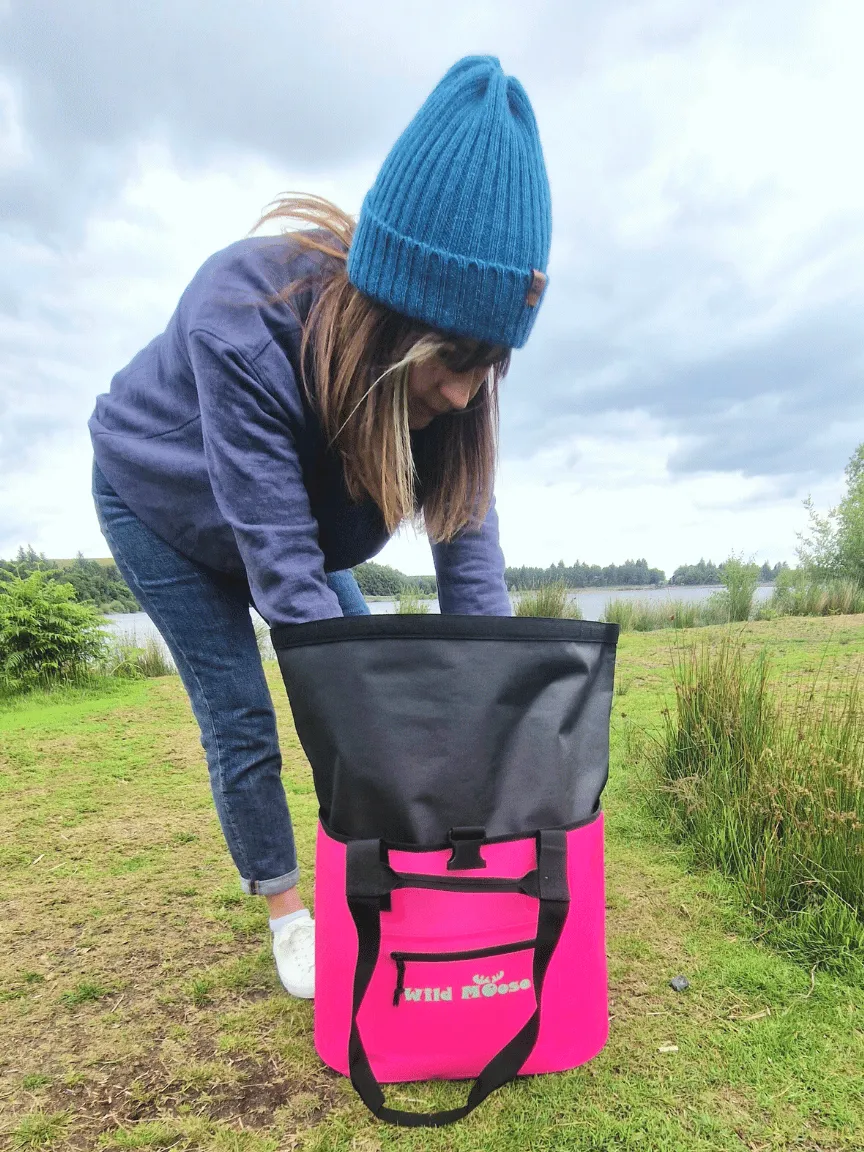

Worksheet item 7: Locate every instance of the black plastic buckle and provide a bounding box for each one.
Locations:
[446,827,487,871]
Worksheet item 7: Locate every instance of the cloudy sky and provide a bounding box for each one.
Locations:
[2,0,862,578]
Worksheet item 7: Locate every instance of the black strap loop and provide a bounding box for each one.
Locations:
[345,829,569,1127]
[346,838,541,901]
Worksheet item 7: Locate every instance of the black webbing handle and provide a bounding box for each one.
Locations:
[345,829,570,1128]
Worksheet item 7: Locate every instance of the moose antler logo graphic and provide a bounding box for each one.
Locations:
[473,971,505,986]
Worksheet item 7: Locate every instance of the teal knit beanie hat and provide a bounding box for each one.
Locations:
[347,56,551,350]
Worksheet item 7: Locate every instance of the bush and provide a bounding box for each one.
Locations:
[515,583,582,619]
[0,571,106,691]
[651,637,864,975]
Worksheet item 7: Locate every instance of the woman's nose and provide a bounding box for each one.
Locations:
[439,375,475,411]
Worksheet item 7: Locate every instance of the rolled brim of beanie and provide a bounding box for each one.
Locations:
[347,207,546,350]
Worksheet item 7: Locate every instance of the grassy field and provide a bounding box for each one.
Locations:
[1,617,863,1151]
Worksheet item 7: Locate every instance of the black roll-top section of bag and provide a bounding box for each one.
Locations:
[271,615,619,848]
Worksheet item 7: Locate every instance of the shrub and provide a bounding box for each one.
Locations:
[0,571,105,691]
[397,586,430,614]
[515,583,582,619]
[651,637,864,974]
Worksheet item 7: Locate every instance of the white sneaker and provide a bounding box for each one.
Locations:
[272,911,315,999]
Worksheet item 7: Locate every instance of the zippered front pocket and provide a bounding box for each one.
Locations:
[390,937,537,1007]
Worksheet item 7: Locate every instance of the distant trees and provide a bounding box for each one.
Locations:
[352,561,437,598]
[358,556,792,595]
[505,558,665,591]
[670,559,787,586]
[0,548,138,612]
[671,559,723,585]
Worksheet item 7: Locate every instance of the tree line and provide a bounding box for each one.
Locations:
[354,556,794,596]
[670,559,788,586]
[352,562,438,597]
[0,548,138,612]
[1,549,795,611]
[504,558,666,590]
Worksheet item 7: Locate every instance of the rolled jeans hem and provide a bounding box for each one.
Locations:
[241,867,301,897]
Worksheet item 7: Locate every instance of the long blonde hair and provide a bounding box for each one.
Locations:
[253,195,510,542]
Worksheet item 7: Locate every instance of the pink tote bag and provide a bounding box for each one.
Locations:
[273,614,618,1127]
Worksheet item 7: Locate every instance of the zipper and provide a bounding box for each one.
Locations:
[390,937,537,1007]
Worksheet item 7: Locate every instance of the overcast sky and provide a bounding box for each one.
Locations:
[2,0,862,577]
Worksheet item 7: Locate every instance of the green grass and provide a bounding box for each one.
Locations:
[1,616,863,1150]
[10,1111,69,1149]
[59,981,111,1009]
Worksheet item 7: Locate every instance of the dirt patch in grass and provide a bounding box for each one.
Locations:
[33,1053,340,1146]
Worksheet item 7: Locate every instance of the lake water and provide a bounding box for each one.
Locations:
[104,584,775,650]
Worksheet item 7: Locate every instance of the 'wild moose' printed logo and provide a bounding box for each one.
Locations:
[401,970,532,1004]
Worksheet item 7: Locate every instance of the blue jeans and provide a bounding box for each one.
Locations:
[92,461,369,896]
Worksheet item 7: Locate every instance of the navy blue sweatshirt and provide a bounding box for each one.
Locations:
[89,236,511,626]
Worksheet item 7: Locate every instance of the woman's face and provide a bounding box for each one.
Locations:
[406,358,489,430]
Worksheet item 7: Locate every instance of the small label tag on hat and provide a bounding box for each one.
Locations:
[525,269,547,307]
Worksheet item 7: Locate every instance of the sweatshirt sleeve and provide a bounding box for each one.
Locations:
[431,497,512,616]
[188,326,342,625]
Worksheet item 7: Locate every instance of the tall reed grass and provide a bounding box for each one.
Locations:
[397,586,430,614]
[603,598,698,631]
[601,595,732,631]
[651,638,864,975]
[514,583,582,619]
[766,572,864,617]
[99,631,176,679]
[603,559,760,631]
[719,558,759,622]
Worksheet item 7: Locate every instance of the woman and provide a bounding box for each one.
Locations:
[88,55,551,999]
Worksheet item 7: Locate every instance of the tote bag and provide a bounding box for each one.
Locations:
[272,614,619,1127]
